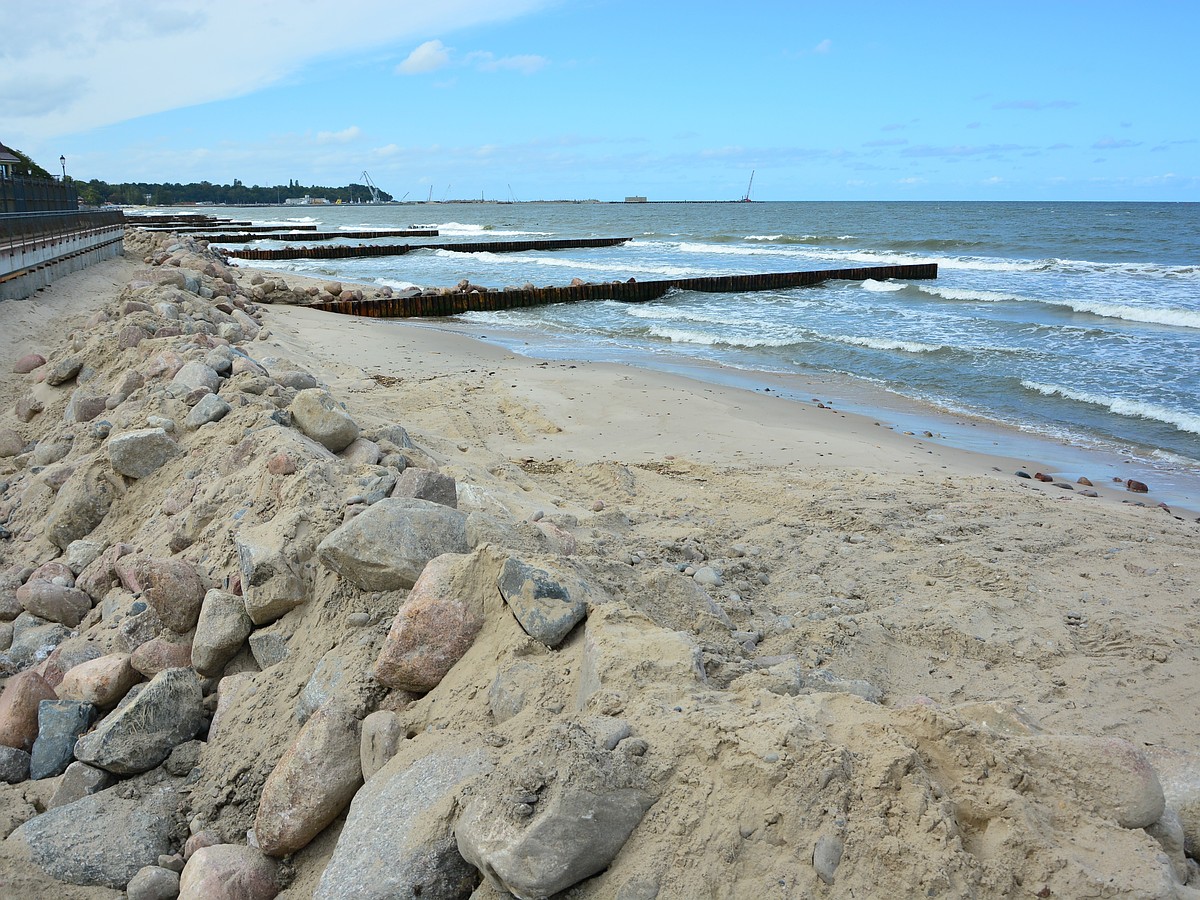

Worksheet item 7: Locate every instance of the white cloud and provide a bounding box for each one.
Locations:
[315,126,363,144]
[470,52,549,75]
[813,39,832,54]
[0,0,553,143]
[398,40,452,75]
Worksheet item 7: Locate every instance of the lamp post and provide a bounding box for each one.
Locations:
[60,155,66,181]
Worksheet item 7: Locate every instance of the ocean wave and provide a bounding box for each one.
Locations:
[1053,299,1200,329]
[828,334,946,353]
[1022,381,1200,434]
[861,279,906,292]
[645,325,801,349]
[428,249,697,278]
[917,285,1023,303]
[425,221,554,237]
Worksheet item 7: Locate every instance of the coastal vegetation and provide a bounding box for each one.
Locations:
[72,178,394,207]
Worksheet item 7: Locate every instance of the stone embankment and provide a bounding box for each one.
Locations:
[0,229,1197,898]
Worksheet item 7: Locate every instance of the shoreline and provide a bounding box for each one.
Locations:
[237,262,1200,519]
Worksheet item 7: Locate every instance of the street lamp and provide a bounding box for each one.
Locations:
[60,155,66,180]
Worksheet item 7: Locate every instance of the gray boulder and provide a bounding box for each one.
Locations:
[497,558,590,647]
[191,589,252,677]
[456,728,655,899]
[108,428,179,479]
[0,745,30,783]
[170,361,221,394]
[8,772,184,888]
[184,393,232,430]
[290,388,360,452]
[316,743,493,900]
[74,667,204,774]
[46,462,117,549]
[236,517,311,625]
[391,467,457,508]
[49,761,115,808]
[318,498,468,591]
[30,699,95,779]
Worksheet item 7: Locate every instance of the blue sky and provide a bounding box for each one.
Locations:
[3,0,1197,201]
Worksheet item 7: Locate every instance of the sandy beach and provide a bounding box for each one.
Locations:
[1,236,1198,897]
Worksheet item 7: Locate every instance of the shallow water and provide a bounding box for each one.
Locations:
[192,200,1200,507]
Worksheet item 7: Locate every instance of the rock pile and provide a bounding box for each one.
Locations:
[0,229,1197,898]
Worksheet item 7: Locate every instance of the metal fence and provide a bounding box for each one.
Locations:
[0,209,125,253]
[0,175,79,213]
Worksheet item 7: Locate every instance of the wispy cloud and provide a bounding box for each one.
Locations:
[397,40,452,74]
[468,52,549,75]
[993,99,1078,111]
[813,39,832,54]
[315,126,363,144]
[1092,136,1140,149]
[902,143,1025,158]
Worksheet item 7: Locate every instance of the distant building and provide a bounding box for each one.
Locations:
[624,195,648,203]
[284,195,330,205]
[0,142,21,179]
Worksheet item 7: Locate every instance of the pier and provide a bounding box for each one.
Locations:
[311,263,937,319]
[231,236,631,261]
[202,228,438,243]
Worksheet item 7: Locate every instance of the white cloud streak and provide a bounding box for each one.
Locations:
[0,0,552,142]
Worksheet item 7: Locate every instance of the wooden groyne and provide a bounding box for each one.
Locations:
[311,263,937,319]
[233,236,631,261]
[141,223,315,234]
[203,228,438,244]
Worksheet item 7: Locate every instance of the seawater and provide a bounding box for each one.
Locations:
[206,201,1200,506]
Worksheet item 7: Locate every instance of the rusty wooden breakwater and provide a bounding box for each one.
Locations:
[234,236,631,261]
[312,263,937,319]
[203,228,438,244]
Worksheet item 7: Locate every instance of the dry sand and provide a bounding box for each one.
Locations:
[1,248,1198,898]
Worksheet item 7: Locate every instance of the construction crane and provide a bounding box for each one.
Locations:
[360,171,381,204]
[741,170,755,202]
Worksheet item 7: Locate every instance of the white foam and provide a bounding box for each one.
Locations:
[646,326,800,349]
[918,285,1023,303]
[1022,381,1200,434]
[1055,299,1200,329]
[861,279,905,292]
[832,334,944,353]
[429,249,696,278]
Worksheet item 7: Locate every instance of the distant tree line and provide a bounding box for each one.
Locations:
[71,178,394,207]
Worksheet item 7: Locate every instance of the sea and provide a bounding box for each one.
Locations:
[189,201,1200,510]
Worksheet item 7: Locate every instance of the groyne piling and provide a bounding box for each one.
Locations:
[206,228,438,244]
[310,263,937,319]
[232,236,631,261]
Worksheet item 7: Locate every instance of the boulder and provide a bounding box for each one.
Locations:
[127,865,181,900]
[171,361,221,394]
[185,393,232,430]
[46,461,117,549]
[12,352,46,374]
[359,710,403,781]
[8,772,184,888]
[15,578,92,628]
[0,670,57,752]
[0,427,27,458]
[73,667,204,774]
[48,760,116,808]
[290,388,360,452]
[131,635,195,677]
[316,742,493,900]
[236,517,312,625]
[318,498,469,591]
[132,557,205,634]
[30,699,96,779]
[108,428,179,479]
[178,845,279,900]
[64,387,107,424]
[191,589,253,676]
[44,355,84,386]
[254,702,363,857]
[455,728,655,900]
[391,467,457,508]
[497,558,591,648]
[339,437,381,466]
[1012,734,1165,829]
[373,553,488,692]
[0,745,31,783]
[57,652,140,707]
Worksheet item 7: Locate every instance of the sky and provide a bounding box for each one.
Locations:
[2,0,1197,202]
